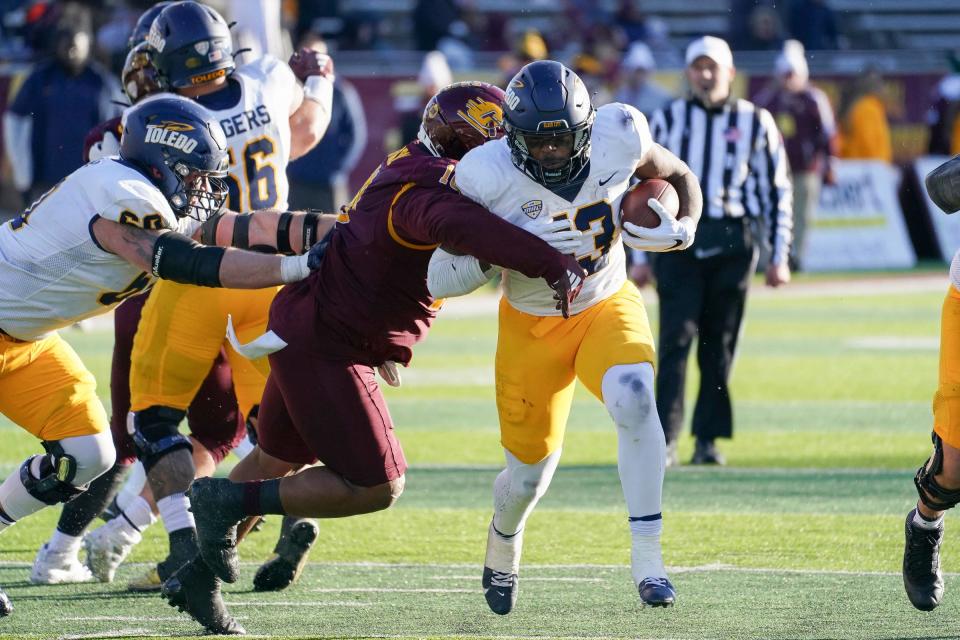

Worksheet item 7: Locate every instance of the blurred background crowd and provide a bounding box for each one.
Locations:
[2,0,960,264]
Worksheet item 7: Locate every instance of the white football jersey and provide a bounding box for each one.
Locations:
[454,102,653,316]
[133,55,298,212]
[0,159,186,340]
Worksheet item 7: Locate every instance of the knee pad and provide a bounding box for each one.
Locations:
[601,363,658,433]
[128,406,192,472]
[20,441,83,505]
[915,432,960,511]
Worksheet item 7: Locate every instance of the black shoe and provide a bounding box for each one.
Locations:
[162,555,245,635]
[188,478,243,583]
[253,518,319,592]
[903,509,945,611]
[691,439,725,465]
[482,566,518,615]
[0,586,12,616]
[638,576,676,607]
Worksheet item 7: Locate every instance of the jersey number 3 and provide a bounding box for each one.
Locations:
[555,201,615,275]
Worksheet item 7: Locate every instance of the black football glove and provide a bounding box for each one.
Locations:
[546,255,586,319]
[306,226,334,270]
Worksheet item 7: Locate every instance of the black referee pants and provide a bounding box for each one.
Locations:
[653,241,758,445]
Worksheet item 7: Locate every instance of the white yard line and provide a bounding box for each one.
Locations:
[59,630,157,640]
[427,575,603,582]
[227,600,376,607]
[312,587,475,594]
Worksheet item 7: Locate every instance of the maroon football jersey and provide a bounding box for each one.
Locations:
[269,141,568,365]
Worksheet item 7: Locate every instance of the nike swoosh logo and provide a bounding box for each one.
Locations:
[598,172,617,186]
[694,246,721,258]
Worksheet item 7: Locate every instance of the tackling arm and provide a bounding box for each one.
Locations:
[926,155,960,214]
[198,209,337,254]
[91,217,313,288]
[427,248,499,299]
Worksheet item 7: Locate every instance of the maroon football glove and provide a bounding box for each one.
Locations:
[545,255,586,319]
[288,47,335,83]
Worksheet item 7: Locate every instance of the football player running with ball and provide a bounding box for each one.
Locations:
[427,60,702,612]
[161,81,585,636]
[903,155,960,611]
[0,95,324,618]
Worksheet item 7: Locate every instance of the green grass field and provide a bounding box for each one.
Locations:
[1,272,958,639]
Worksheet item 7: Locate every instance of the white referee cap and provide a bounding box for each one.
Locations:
[685,36,734,69]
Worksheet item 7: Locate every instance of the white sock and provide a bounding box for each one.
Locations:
[157,493,195,534]
[630,533,667,583]
[0,463,47,523]
[120,496,157,533]
[116,463,147,512]
[485,521,522,574]
[913,508,944,530]
[48,529,83,554]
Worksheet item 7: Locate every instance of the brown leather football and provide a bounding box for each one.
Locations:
[620,179,679,229]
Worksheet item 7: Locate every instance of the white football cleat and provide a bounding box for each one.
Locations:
[84,519,142,582]
[31,543,93,584]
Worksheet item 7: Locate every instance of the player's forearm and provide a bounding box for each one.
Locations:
[635,143,702,225]
[289,98,331,160]
[927,155,960,214]
[438,211,566,282]
[217,250,308,288]
[201,210,336,254]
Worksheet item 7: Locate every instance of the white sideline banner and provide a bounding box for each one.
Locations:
[915,155,957,260]
[804,160,915,271]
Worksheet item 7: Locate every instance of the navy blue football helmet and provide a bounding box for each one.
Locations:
[120,96,229,221]
[503,60,595,186]
[127,1,174,49]
[147,1,235,89]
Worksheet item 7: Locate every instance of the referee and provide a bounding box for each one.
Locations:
[638,36,793,465]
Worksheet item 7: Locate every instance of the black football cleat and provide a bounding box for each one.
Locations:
[638,577,676,607]
[253,517,319,592]
[691,439,725,466]
[482,566,518,615]
[162,556,245,635]
[903,509,945,611]
[188,478,243,583]
[0,586,12,617]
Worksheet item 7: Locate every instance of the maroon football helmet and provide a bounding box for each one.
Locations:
[122,42,164,103]
[421,81,506,161]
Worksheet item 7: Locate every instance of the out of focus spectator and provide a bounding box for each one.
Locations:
[838,69,892,162]
[572,53,612,106]
[789,0,839,51]
[927,52,960,156]
[735,5,785,51]
[499,30,548,87]
[398,50,452,146]
[613,0,651,44]
[287,34,367,213]
[412,0,464,51]
[754,40,837,270]
[613,42,671,118]
[3,8,121,205]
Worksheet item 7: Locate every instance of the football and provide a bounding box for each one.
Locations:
[620,178,680,229]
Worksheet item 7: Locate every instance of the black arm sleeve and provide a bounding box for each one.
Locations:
[151,232,225,287]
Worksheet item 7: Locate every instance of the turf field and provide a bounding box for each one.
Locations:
[1,271,958,639]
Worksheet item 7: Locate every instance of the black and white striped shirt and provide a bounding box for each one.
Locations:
[649,98,793,264]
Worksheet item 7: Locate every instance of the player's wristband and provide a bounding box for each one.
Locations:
[279,254,310,283]
[302,211,321,250]
[303,75,333,107]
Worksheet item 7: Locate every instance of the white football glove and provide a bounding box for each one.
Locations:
[87,130,120,162]
[523,216,583,254]
[377,361,402,388]
[621,198,696,252]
